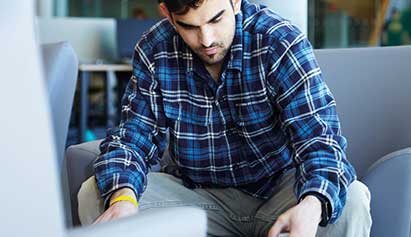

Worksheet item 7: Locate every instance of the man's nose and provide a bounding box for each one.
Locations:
[199,26,215,48]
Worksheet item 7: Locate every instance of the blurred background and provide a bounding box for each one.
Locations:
[34,0,411,146]
[38,0,411,48]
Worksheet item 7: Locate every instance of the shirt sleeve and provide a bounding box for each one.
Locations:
[266,30,357,223]
[93,40,168,208]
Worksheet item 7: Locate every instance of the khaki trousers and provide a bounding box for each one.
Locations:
[78,170,372,237]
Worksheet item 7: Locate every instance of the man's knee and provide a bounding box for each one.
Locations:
[317,181,372,237]
[344,180,371,216]
[336,180,372,235]
[78,176,104,225]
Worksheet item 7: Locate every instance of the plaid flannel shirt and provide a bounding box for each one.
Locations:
[94,0,357,223]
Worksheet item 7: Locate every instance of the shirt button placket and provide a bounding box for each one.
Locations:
[214,99,227,130]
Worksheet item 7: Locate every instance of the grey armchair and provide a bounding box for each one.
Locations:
[316,46,411,237]
[65,46,411,236]
[40,41,79,228]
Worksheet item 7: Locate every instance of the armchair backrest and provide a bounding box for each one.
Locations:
[315,46,411,177]
[42,42,78,169]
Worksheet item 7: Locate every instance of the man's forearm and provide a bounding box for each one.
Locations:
[110,187,137,203]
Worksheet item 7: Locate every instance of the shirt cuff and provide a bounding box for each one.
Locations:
[95,171,145,210]
[296,177,341,223]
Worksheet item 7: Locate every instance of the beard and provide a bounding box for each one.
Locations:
[194,42,229,66]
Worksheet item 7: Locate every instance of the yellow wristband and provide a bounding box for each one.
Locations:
[109,195,139,208]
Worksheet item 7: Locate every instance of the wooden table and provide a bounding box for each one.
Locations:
[78,63,132,143]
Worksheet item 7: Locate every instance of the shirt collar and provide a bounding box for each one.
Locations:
[226,11,244,72]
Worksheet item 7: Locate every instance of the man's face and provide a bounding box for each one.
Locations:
[168,0,240,66]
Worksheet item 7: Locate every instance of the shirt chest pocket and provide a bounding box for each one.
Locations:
[232,96,274,127]
[163,98,211,127]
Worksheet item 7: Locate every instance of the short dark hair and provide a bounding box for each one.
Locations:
[163,0,205,15]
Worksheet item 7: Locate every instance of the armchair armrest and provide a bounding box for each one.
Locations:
[66,139,103,226]
[65,138,167,226]
[66,207,206,237]
[362,148,411,237]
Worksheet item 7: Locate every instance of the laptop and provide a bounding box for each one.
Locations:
[0,2,205,237]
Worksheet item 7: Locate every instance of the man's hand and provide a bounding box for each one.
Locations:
[268,195,322,237]
[93,187,139,224]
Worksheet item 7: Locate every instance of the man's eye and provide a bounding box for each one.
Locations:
[211,18,222,23]
[182,25,195,30]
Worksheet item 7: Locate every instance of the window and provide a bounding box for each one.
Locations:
[68,0,162,19]
[308,0,411,48]
[57,0,411,49]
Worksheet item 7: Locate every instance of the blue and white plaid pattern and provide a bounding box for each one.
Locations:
[94,0,356,223]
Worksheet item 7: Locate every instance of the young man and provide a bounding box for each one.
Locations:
[78,0,372,236]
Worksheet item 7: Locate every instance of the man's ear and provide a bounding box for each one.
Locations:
[232,0,242,14]
[159,3,175,26]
